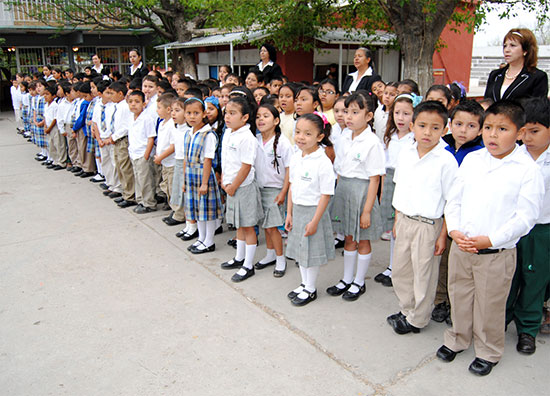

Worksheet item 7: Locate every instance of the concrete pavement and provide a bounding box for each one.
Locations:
[0,113,548,396]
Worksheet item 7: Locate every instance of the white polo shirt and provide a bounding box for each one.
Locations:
[373,103,388,142]
[521,144,550,224]
[44,100,58,128]
[221,124,257,187]
[185,124,217,161]
[255,133,293,188]
[445,146,544,249]
[289,147,335,206]
[329,123,344,145]
[145,94,158,120]
[280,112,295,144]
[334,126,386,179]
[111,100,132,141]
[385,132,415,169]
[128,111,156,160]
[392,140,458,219]
[157,118,177,167]
[173,123,190,160]
[92,101,115,139]
[55,98,70,132]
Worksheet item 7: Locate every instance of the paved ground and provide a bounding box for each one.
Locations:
[0,113,548,396]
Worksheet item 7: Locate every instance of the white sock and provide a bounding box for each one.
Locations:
[187,222,197,235]
[41,148,47,156]
[216,218,222,228]
[297,266,319,299]
[197,220,206,243]
[95,157,102,174]
[275,255,286,271]
[260,248,276,264]
[383,235,394,277]
[236,243,257,275]
[235,239,246,261]
[349,253,372,293]
[203,220,216,247]
[341,249,357,287]
[293,265,308,293]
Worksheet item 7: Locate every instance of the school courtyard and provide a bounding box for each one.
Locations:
[0,113,547,395]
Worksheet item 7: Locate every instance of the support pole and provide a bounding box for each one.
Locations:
[230,42,234,71]
[338,43,343,91]
[164,47,168,71]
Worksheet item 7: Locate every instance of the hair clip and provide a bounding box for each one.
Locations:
[395,93,423,108]
[313,111,329,127]
[205,96,220,109]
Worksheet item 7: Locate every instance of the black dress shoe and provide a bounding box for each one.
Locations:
[468,357,497,376]
[175,229,186,238]
[517,333,536,355]
[381,276,393,287]
[432,302,450,323]
[53,165,65,170]
[108,191,122,199]
[288,284,305,300]
[386,312,406,326]
[391,316,420,335]
[254,260,276,270]
[189,242,216,254]
[163,214,184,226]
[79,171,95,178]
[134,204,157,214]
[67,166,75,172]
[117,200,137,208]
[342,282,366,301]
[231,266,255,282]
[42,160,52,166]
[436,345,462,362]
[114,197,125,204]
[227,238,237,248]
[273,264,286,278]
[374,270,390,283]
[46,163,56,169]
[334,238,345,249]
[215,225,223,235]
[70,166,82,173]
[155,194,166,204]
[181,229,198,241]
[221,258,244,270]
[35,156,46,162]
[103,190,113,196]
[99,183,109,190]
[291,289,317,306]
[74,170,84,177]
[326,280,351,296]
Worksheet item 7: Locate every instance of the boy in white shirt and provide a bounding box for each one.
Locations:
[10,75,23,132]
[127,90,157,213]
[42,85,59,169]
[387,101,458,335]
[142,75,159,119]
[437,101,544,376]
[54,83,72,169]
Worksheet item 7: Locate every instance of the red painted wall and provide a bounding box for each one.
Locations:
[278,50,314,82]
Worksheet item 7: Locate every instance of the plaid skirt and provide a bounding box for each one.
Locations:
[225,181,264,228]
[259,186,286,229]
[286,204,335,267]
[87,135,97,153]
[330,176,383,242]
[33,126,47,148]
[95,145,102,158]
[184,163,222,221]
[380,168,396,231]
[22,107,31,132]
[170,159,185,207]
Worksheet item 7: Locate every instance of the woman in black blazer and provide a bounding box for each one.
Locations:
[251,43,283,84]
[342,47,380,94]
[127,49,149,80]
[484,28,548,101]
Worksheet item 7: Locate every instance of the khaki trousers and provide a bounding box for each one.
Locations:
[99,144,121,193]
[76,130,95,173]
[113,136,135,201]
[444,242,516,363]
[434,237,452,305]
[392,213,443,328]
[160,165,174,204]
[47,126,58,164]
[51,125,68,166]
[131,156,156,208]
[66,126,79,166]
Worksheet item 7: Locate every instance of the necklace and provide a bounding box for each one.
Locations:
[505,68,521,80]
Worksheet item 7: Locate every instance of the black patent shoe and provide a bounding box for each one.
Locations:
[342,282,366,301]
[221,258,244,270]
[468,357,497,376]
[436,345,462,362]
[180,229,199,241]
[432,302,450,323]
[381,276,393,287]
[386,312,405,326]
[392,316,421,335]
[326,280,350,296]
[517,333,536,355]
[254,260,276,270]
[231,266,255,282]
[273,264,286,278]
[287,284,305,300]
[291,289,317,306]
[189,242,216,254]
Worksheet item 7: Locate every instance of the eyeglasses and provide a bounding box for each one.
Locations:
[319,89,336,95]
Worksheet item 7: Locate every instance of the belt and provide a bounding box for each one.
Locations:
[405,215,436,225]
[477,248,505,255]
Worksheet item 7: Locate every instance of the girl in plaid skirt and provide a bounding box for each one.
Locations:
[33,80,48,161]
[182,97,223,254]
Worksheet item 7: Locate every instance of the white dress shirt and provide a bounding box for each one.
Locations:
[255,133,293,188]
[92,101,115,139]
[393,140,458,219]
[385,132,415,169]
[289,147,335,206]
[221,124,257,187]
[173,123,190,160]
[128,111,156,160]
[520,144,550,224]
[111,100,132,141]
[373,104,388,142]
[445,146,544,249]
[334,126,386,179]
[157,118,176,167]
[347,66,373,93]
[44,100,58,128]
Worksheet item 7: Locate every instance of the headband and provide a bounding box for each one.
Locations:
[205,96,220,109]
[230,89,247,97]
[184,97,206,110]
[395,93,422,108]
[313,111,329,127]
[511,31,523,38]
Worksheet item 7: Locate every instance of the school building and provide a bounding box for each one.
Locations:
[0,0,153,110]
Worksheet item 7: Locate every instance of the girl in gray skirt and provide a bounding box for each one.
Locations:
[286,113,336,306]
[254,104,293,277]
[328,93,385,301]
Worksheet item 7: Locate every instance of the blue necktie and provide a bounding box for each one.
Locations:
[100,104,106,132]
[110,105,117,134]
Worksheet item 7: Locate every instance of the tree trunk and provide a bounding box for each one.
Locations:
[385,0,460,95]
[172,13,198,78]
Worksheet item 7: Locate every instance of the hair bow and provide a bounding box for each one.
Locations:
[313,111,329,127]
[395,93,423,108]
[205,96,220,109]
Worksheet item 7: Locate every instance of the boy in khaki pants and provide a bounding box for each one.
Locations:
[437,101,544,376]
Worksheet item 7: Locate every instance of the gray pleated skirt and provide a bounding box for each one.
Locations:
[379,168,395,231]
[170,159,184,207]
[259,186,286,229]
[225,181,264,228]
[286,204,335,267]
[330,176,383,242]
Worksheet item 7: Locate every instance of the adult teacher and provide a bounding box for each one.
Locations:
[251,43,282,84]
[484,28,548,101]
[127,49,149,80]
[342,47,380,94]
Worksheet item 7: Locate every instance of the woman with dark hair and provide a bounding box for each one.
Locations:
[484,28,548,101]
[342,47,380,94]
[251,43,283,85]
[127,49,149,80]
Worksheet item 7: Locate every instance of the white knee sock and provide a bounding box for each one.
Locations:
[186,222,198,236]
[297,266,320,299]
[203,220,216,247]
[383,235,394,277]
[216,217,222,228]
[342,249,357,287]
[260,248,276,264]
[349,253,372,293]
[235,239,246,261]
[197,220,206,243]
[293,265,308,293]
[95,157,102,175]
[236,244,257,275]
[275,255,286,271]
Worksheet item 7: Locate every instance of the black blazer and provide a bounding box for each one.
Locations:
[127,64,149,80]
[484,65,548,101]
[342,71,380,94]
[251,62,283,84]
